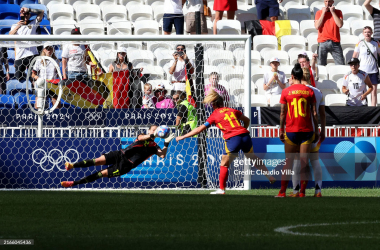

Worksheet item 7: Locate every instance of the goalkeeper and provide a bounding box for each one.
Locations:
[61,125,175,188]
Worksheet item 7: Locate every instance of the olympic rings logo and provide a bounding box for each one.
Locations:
[32,149,80,172]
[85,112,102,121]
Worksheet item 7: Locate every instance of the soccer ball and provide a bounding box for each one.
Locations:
[156,125,170,138]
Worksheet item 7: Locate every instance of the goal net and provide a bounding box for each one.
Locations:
[0,35,252,190]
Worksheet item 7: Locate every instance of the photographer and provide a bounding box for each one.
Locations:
[9,7,45,81]
[168,44,194,94]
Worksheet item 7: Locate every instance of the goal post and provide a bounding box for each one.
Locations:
[0,35,252,190]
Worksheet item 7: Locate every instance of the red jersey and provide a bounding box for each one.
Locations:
[279,84,316,133]
[206,108,249,139]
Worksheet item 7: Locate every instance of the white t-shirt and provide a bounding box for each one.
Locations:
[186,0,203,13]
[263,70,287,95]
[33,58,60,80]
[342,70,368,106]
[169,58,194,91]
[61,44,88,73]
[12,19,41,60]
[142,94,155,108]
[164,0,183,14]
[354,40,380,74]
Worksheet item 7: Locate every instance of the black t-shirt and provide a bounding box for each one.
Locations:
[371,8,380,41]
[120,134,161,168]
[0,48,8,72]
[177,104,188,124]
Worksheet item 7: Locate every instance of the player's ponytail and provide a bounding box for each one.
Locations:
[302,67,311,85]
[204,90,224,108]
[291,63,303,81]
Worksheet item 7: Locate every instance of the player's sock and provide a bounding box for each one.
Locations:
[73,159,96,168]
[280,180,289,193]
[219,166,228,190]
[315,183,322,194]
[300,180,308,194]
[311,159,322,194]
[292,159,301,192]
[73,171,103,185]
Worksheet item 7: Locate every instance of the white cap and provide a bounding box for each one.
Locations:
[270,57,280,63]
[154,83,166,92]
[298,51,308,56]
[43,42,54,49]
[117,47,128,53]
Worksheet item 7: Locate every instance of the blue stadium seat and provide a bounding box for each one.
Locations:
[22,4,48,20]
[15,0,38,5]
[0,0,11,4]
[0,4,20,20]
[55,49,62,59]
[0,94,15,109]
[0,20,18,34]
[6,79,33,95]
[6,50,15,65]
[14,92,35,108]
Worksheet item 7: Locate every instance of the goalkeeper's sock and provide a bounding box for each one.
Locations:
[73,171,103,186]
[219,166,228,190]
[300,180,308,194]
[73,159,96,168]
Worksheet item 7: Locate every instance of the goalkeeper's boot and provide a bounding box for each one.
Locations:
[288,192,300,197]
[61,181,74,188]
[65,162,74,171]
[210,188,225,195]
[314,192,322,198]
[275,191,286,198]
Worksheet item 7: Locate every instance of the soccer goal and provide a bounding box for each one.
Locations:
[0,34,252,190]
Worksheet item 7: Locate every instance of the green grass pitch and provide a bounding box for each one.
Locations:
[1,189,380,250]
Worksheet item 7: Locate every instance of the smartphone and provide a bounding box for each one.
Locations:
[176,51,184,57]
[21,16,25,22]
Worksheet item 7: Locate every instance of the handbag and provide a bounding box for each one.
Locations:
[204,5,211,17]
[363,39,380,68]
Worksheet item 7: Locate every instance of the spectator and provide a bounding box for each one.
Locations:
[205,72,230,104]
[298,52,318,87]
[153,84,175,108]
[9,7,45,81]
[314,0,344,66]
[173,91,197,135]
[62,28,93,82]
[213,0,237,34]
[352,26,380,106]
[263,57,286,103]
[163,0,185,35]
[109,47,133,73]
[185,0,208,34]
[142,83,155,108]
[342,58,373,106]
[363,0,380,42]
[168,45,194,93]
[0,48,9,94]
[31,44,61,109]
[255,0,283,22]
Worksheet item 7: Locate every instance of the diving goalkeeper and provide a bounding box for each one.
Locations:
[61,125,175,188]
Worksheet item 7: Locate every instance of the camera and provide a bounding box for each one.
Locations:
[176,51,184,57]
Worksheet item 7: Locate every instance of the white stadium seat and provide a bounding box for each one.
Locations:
[251,66,271,83]
[225,41,245,53]
[334,0,354,6]
[94,0,117,6]
[90,42,114,51]
[328,65,350,81]
[270,95,282,107]
[147,42,173,54]
[339,5,363,22]
[343,48,354,64]
[316,80,339,90]
[68,0,91,7]
[263,50,289,66]
[75,4,101,22]
[253,35,278,54]
[235,6,258,28]
[255,78,265,95]
[341,35,360,50]
[204,42,225,52]
[97,48,117,72]
[278,65,293,79]
[234,50,261,66]
[307,34,319,53]
[325,94,347,106]
[128,50,155,67]
[154,49,173,68]
[339,21,351,35]
[79,20,104,35]
[141,65,165,80]
[117,41,143,51]
[40,0,64,9]
[107,21,132,35]
[153,5,165,24]
[287,6,311,23]
[48,4,74,22]
[120,0,144,6]
[220,66,244,81]
[280,0,302,9]
[300,20,318,38]
[251,94,268,107]
[146,0,164,7]
[228,79,245,95]
[317,66,328,81]
[101,5,127,24]
[216,20,241,35]
[206,50,234,66]
[204,65,220,80]
[350,20,373,36]
[281,35,306,53]
[289,20,300,35]
[52,21,77,35]
[134,20,159,35]
[128,5,153,22]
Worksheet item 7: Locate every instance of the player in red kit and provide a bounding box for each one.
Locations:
[276,63,319,198]
[176,90,275,195]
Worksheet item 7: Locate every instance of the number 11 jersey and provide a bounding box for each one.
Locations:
[205,108,249,139]
[280,84,316,133]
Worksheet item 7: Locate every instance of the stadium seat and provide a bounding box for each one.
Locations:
[79,20,104,35]
[128,50,155,67]
[0,94,15,109]
[75,4,101,22]
[250,94,267,107]
[328,65,350,81]
[69,0,91,8]
[141,65,165,80]
[216,20,241,35]
[6,80,32,95]
[305,0,323,10]
[255,78,265,95]
[147,42,172,54]
[127,5,153,22]
[228,79,245,95]
[235,6,258,28]
[90,42,114,51]
[287,6,311,23]
[340,35,360,50]
[343,48,354,64]
[7,50,15,65]
[40,0,64,9]
[269,95,281,107]
[339,5,363,22]
[15,0,38,5]
[48,4,74,23]
[281,35,306,53]
[225,41,245,53]
[204,42,224,52]
[220,66,244,82]
[14,92,36,109]
[107,20,132,35]
[117,41,143,51]
[288,20,300,35]
[336,78,344,92]
[153,5,165,24]
[0,4,20,20]
[300,20,317,38]
[204,65,220,79]
[280,0,302,9]
[324,94,347,106]
[146,0,164,7]
[278,65,293,79]
[339,21,351,35]
[251,66,271,83]
[253,35,278,54]
[206,50,234,67]
[96,48,116,71]
[52,20,77,35]
[101,4,127,24]
[121,0,144,6]
[0,20,18,34]
[316,79,339,90]
[94,0,117,6]
[134,20,159,35]
[206,19,213,34]
[154,49,173,68]
[307,34,318,53]
[263,50,289,66]
[234,50,261,66]
[350,20,373,36]
[315,66,327,81]
[334,0,354,6]
[312,5,325,15]
[39,19,51,35]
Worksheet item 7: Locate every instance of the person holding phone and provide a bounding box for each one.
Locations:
[9,7,45,81]
[314,0,344,66]
[168,44,194,94]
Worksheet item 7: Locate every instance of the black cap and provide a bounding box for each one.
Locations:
[347,58,360,65]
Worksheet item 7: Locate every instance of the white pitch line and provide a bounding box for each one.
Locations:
[274,221,380,238]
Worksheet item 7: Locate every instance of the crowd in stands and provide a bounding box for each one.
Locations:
[1,0,380,108]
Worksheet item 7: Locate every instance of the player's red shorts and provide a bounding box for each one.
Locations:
[222,133,253,155]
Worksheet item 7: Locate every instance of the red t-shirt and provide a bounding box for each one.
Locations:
[206,108,249,140]
[315,9,343,43]
[279,84,316,133]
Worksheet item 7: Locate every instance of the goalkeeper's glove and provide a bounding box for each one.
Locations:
[150,129,159,139]
[164,133,175,147]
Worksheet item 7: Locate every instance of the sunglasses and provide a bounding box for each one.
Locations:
[176,48,184,51]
